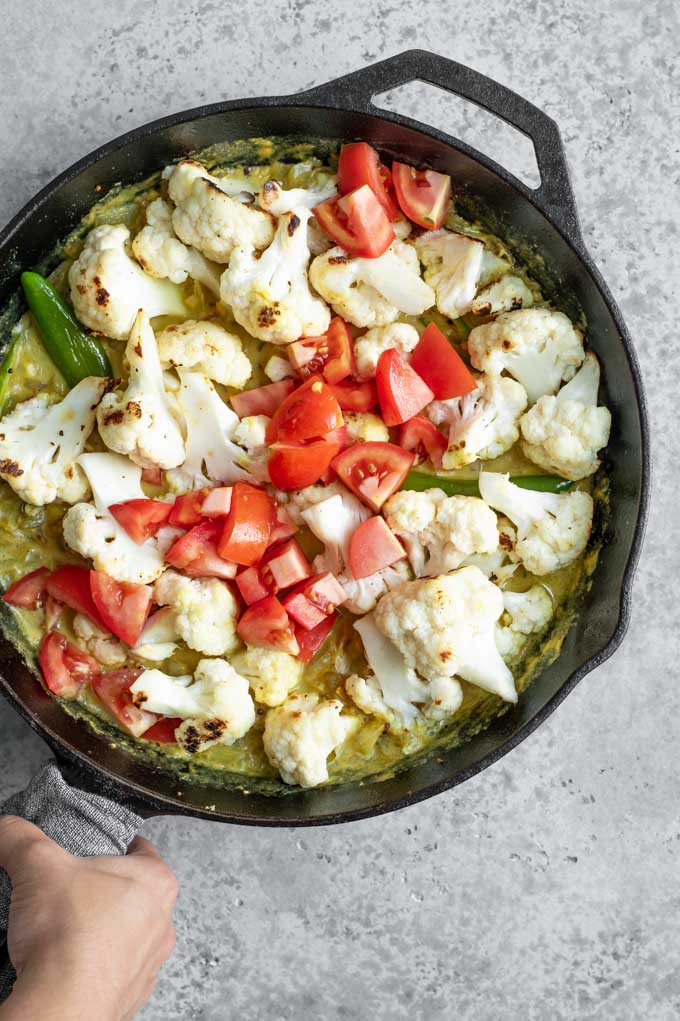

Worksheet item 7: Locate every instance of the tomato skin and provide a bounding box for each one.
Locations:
[313,185,395,258]
[3,567,50,609]
[165,521,237,580]
[288,319,355,385]
[230,379,295,418]
[143,717,182,743]
[218,483,276,567]
[392,162,452,229]
[330,379,378,413]
[376,348,435,426]
[109,498,171,544]
[399,414,447,468]
[90,572,153,646]
[266,376,343,445]
[295,614,336,664]
[45,566,107,631]
[409,323,476,400]
[268,433,344,491]
[331,441,415,512]
[338,142,400,220]
[39,631,100,698]
[92,668,159,738]
[348,517,406,579]
[236,596,299,656]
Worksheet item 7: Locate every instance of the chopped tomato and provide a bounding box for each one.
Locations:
[266,376,343,445]
[165,521,237,580]
[332,441,415,512]
[392,162,452,229]
[281,572,347,630]
[338,142,400,220]
[218,483,276,566]
[141,467,164,486]
[45,565,107,631]
[230,379,295,418]
[142,717,182,744]
[44,594,63,630]
[235,566,271,606]
[236,539,310,605]
[200,487,233,517]
[268,505,297,546]
[330,378,378,413]
[168,489,209,528]
[3,567,50,609]
[288,319,355,385]
[399,414,447,468]
[92,668,158,738]
[313,185,395,258]
[409,323,476,399]
[236,595,299,656]
[375,348,434,426]
[39,631,99,698]
[348,517,406,579]
[90,572,153,646]
[109,499,171,544]
[268,433,344,491]
[295,614,336,664]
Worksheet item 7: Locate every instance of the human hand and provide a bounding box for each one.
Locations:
[0,816,177,1021]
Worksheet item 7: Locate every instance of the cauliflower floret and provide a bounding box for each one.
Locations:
[520,353,612,480]
[155,319,251,389]
[374,565,516,702]
[164,159,274,262]
[131,197,222,295]
[0,376,109,505]
[153,569,239,656]
[462,515,519,584]
[383,489,499,577]
[309,240,434,328]
[425,676,465,721]
[220,209,330,344]
[130,658,255,753]
[344,412,389,444]
[231,646,303,707]
[232,414,270,477]
[130,607,179,663]
[495,586,553,660]
[427,373,528,469]
[72,613,126,667]
[68,224,187,340]
[353,322,420,381]
[258,177,337,216]
[415,230,485,319]
[63,453,177,584]
[262,692,351,787]
[479,471,594,576]
[468,308,585,404]
[264,355,295,382]
[97,310,185,470]
[276,478,353,526]
[471,275,534,316]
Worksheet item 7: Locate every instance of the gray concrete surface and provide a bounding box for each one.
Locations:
[0,1,676,1017]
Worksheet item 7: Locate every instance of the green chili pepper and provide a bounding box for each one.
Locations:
[402,469,574,497]
[20,271,112,387]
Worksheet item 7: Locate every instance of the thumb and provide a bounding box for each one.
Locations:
[0,816,57,879]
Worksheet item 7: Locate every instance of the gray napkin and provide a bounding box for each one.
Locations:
[0,760,143,1000]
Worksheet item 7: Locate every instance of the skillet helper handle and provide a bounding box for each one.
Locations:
[298,48,584,249]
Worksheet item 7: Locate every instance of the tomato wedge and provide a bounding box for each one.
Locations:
[165,521,237,580]
[237,596,299,656]
[313,185,395,258]
[268,432,345,491]
[3,567,50,609]
[109,498,171,545]
[331,441,415,512]
[90,572,153,646]
[218,483,276,566]
[92,668,159,738]
[409,323,476,400]
[39,631,100,698]
[348,517,406,580]
[288,318,355,385]
[45,565,107,631]
[143,717,183,743]
[375,348,435,426]
[295,614,336,664]
[392,162,452,229]
[230,379,295,419]
[399,414,447,468]
[168,489,210,528]
[267,376,343,445]
[338,142,400,220]
[330,378,378,413]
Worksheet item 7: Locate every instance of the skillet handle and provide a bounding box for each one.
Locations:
[298,49,583,249]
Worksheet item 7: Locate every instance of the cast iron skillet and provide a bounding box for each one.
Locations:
[0,50,649,825]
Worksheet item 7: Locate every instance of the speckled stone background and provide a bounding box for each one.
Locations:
[0,1,675,1018]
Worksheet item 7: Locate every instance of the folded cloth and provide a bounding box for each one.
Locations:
[0,760,142,1000]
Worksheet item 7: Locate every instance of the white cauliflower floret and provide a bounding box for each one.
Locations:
[97,310,185,470]
[156,319,251,389]
[425,676,465,721]
[495,586,553,660]
[166,371,253,493]
[344,412,389,444]
[131,197,222,295]
[131,607,178,663]
[220,208,330,344]
[262,692,351,787]
[153,569,239,656]
[130,658,255,753]
[468,308,585,404]
[471,275,534,316]
[462,515,519,584]
[68,224,187,340]
[0,376,109,505]
[384,489,499,577]
[309,240,434,328]
[72,613,126,667]
[275,478,351,526]
[62,453,177,584]
[415,230,485,319]
[353,322,420,381]
[479,471,594,576]
[258,177,337,216]
[231,646,303,707]
[164,159,274,262]
[427,373,528,469]
[264,355,295,382]
[232,415,270,477]
[520,352,611,480]
[374,565,516,702]
[477,249,513,288]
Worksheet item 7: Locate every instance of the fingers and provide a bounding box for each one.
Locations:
[0,816,57,879]
[127,835,163,861]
